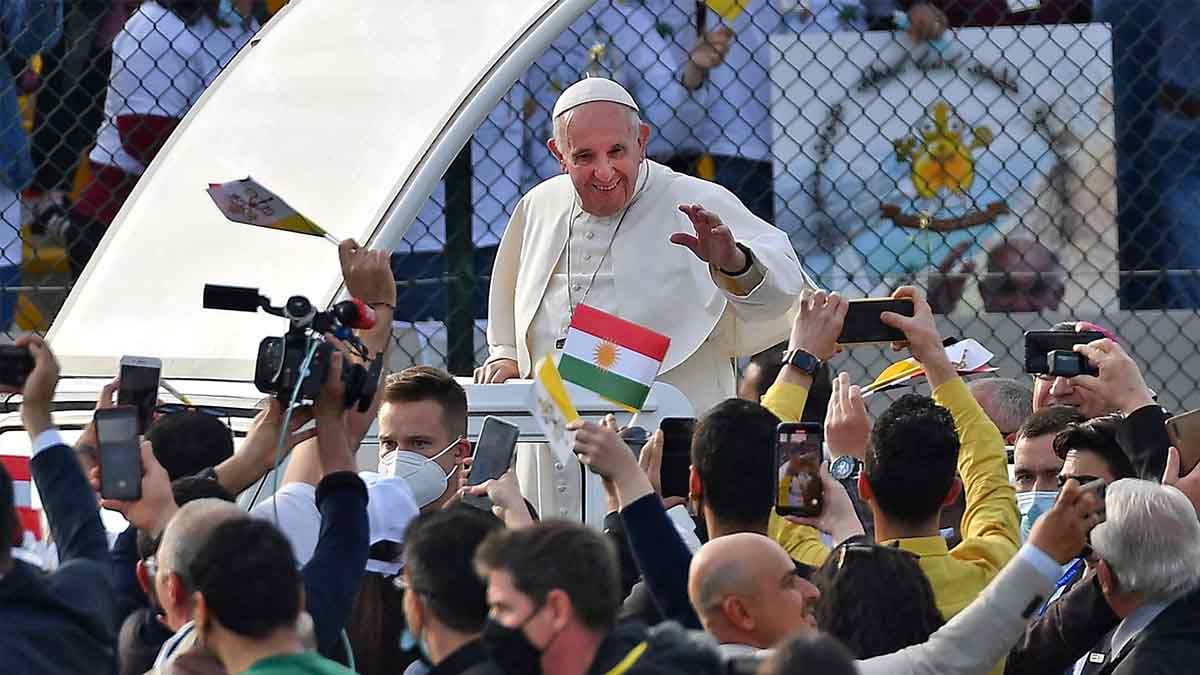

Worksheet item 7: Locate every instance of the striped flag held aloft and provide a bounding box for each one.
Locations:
[559,305,670,412]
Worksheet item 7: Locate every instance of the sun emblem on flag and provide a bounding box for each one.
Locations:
[593,341,620,371]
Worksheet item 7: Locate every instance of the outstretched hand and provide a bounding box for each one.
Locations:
[672,204,746,273]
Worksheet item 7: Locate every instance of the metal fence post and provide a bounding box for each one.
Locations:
[444,143,477,376]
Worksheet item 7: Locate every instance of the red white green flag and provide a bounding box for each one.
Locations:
[559,305,670,412]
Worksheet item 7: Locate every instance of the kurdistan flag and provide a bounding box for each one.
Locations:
[559,304,670,412]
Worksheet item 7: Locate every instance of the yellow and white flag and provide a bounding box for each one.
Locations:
[207,177,339,244]
[529,356,581,467]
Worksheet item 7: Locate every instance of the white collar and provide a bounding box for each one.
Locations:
[1110,600,1173,658]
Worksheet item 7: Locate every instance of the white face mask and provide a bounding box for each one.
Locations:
[380,438,461,508]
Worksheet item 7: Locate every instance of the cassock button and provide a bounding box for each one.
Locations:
[554,462,565,471]
[585,231,595,240]
[584,254,593,261]
[572,284,582,292]
[557,485,568,493]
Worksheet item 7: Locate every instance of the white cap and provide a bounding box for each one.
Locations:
[552,77,640,119]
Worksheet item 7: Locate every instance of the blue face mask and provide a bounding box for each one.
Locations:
[1018,490,1059,542]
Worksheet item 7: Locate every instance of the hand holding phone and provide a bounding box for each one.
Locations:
[1024,330,1104,376]
[118,355,161,434]
[463,416,520,510]
[659,418,696,500]
[837,298,914,345]
[0,345,34,389]
[96,406,143,501]
[775,423,824,518]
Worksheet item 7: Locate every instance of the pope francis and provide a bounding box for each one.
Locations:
[476,77,812,521]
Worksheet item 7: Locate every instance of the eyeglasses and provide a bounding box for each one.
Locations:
[978,272,1063,298]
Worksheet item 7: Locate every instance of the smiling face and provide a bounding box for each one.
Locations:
[548,101,649,217]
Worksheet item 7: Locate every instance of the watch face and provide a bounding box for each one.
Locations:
[831,455,858,480]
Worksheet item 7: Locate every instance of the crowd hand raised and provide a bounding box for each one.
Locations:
[784,462,864,544]
[570,415,645,485]
[1162,446,1200,515]
[1027,478,1106,564]
[907,3,948,43]
[242,399,317,472]
[0,335,61,438]
[672,204,746,273]
[880,286,954,382]
[89,440,176,536]
[689,26,734,71]
[463,470,533,527]
[314,339,348,421]
[339,239,397,308]
[1070,338,1154,415]
[474,358,520,384]
[638,429,665,497]
[791,289,848,362]
[825,372,869,461]
[76,376,120,460]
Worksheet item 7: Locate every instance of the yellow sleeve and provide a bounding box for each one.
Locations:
[932,377,1019,574]
[761,381,810,423]
[770,511,831,567]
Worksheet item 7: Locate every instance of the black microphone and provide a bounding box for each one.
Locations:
[204,284,264,313]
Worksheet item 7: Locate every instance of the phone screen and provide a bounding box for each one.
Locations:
[660,417,696,500]
[1023,331,1105,375]
[775,423,823,518]
[97,407,142,501]
[838,299,913,345]
[463,416,520,510]
[119,358,161,434]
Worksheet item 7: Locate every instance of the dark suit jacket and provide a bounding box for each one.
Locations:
[1095,588,1200,675]
[0,443,116,674]
[1005,405,1171,674]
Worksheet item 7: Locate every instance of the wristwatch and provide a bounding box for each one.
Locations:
[830,455,862,481]
[781,348,823,377]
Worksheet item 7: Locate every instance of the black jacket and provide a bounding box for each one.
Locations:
[1005,404,1171,675]
[429,640,502,675]
[1094,586,1200,675]
[588,621,722,675]
[0,442,116,674]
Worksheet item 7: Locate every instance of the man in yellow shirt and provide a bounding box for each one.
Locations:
[767,286,1020,623]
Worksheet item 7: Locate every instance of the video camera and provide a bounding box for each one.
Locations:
[203,284,383,411]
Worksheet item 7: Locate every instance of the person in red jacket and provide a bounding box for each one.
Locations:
[67,0,255,279]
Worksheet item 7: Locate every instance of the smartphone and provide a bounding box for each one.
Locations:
[659,417,696,500]
[118,355,161,434]
[1023,330,1105,376]
[96,406,142,501]
[463,416,520,510]
[775,422,824,518]
[837,298,914,345]
[1166,409,1200,476]
[0,345,34,389]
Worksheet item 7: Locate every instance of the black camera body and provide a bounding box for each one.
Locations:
[206,285,383,411]
[1046,349,1097,378]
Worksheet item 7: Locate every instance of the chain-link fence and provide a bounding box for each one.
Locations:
[6,1,1200,410]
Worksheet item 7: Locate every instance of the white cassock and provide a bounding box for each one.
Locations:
[486,158,813,521]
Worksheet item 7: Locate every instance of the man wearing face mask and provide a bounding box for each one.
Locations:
[1012,406,1086,543]
[474,520,722,675]
[399,507,504,675]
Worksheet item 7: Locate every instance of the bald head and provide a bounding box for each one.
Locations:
[688,533,818,648]
[158,498,246,585]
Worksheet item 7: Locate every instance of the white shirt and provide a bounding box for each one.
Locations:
[90,2,255,174]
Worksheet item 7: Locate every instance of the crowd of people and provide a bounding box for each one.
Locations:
[3,1,1200,674]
